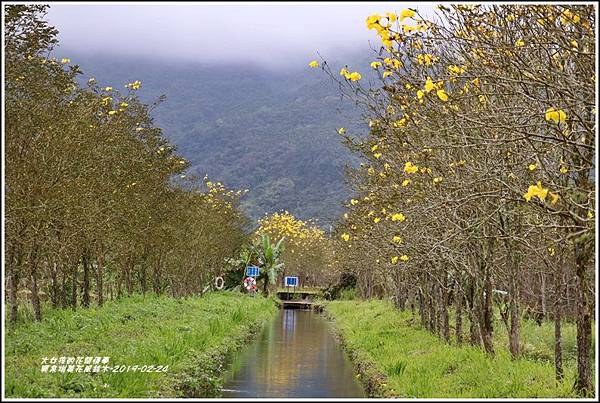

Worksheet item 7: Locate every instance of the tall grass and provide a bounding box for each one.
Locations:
[325,300,590,398]
[4,292,277,398]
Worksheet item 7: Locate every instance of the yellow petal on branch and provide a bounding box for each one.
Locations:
[545,107,567,124]
[399,9,416,22]
[436,89,449,101]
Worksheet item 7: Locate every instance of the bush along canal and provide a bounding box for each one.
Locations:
[221,308,365,398]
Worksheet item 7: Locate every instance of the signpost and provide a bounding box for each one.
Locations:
[284,276,298,287]
[244,266,260,296]
[246,265,260,277]
[284,276,298,300]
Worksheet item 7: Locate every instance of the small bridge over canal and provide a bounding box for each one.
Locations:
[276,287,324,311]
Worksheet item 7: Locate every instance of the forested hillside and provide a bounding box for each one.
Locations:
[56,51,372,225]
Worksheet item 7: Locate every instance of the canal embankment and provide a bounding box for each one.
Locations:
[323,299,582,398]
[4,292,278,398]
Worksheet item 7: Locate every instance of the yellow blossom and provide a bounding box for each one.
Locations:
[548,247,556,256]
[338,127,346,134]
[399,9,416,22]
[350,199,359,205]
[400,255,409,262]
[515,39,525,47]
[523,181,549,202]
[560,166,569,174]
[374,153,382,159]
[61,58,71,64]
[545,107,567,124]
[404,161,418,174]
[436,89,449,101]
[391,256,399,264]
[417,54,437,65]
[402,179,411,187]
[370,61,382,69]
[341,233,350,241]
[348,72,362,81]
[528,164,537,171]
[391,213,406,222]
[448,65,466,75]
[424,77,436,92]
[392,236,402,244]
[374,217,381,223]
[433,177,443,183]
[383,71,393,78]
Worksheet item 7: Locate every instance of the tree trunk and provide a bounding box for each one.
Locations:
[554,265,563,381]
[140,264,147,295]
[30,268,42,322]
[60,269,68,308]
[509,295,520,358]
[96,254,104,306]
[481,271,495,356]
[441,282,450,343]
[71,263,78,310]
[539,272,547,321]
[574,246,592,395]
[82,252,90,308]
[49,262,59,308]
[263,275,269,296]
[126,260,134,295]
[467,279,482,346]
[8,263,20,324]
[455,281,463,345]
[153,255,162,295]
[418,289,426,329]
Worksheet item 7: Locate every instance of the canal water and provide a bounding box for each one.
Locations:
[221,308,365,398]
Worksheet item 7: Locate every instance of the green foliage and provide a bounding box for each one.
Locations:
[254,234,285,293]
[55,52,373,226]
[325,300,578,398]
[4,292,277,397]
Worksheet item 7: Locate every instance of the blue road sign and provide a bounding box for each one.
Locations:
[246,266,260,277]
[284,276,298,287]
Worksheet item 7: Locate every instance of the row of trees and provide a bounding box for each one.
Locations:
[314,4,595,395]
[5,5,248,323]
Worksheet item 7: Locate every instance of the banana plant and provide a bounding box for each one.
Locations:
[254,234,285,296]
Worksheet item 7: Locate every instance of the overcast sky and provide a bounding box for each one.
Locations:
[47,2,438,68]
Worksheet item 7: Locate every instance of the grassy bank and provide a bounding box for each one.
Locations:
[325,299,587,398]
[5,292,277,398]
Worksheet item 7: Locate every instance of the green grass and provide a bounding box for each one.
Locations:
[325,299,590,398]
[5,292,278,398]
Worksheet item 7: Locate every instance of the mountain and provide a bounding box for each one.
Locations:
[56,51,375,226]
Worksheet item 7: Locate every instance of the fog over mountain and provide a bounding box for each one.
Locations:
[46,3,437,225]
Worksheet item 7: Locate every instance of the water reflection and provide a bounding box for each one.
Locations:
[222,309,365,398]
